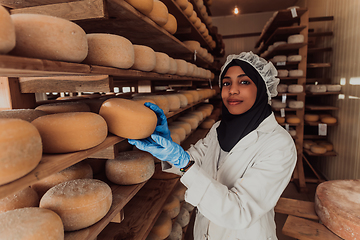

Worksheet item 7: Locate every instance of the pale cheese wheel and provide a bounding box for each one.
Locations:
[288,69,304,77]
[182,202,195,212]
[175,59,188,76]
[169,125,186,141]
[200,118,215,129]
[10,14,88,62]
[0,187,39,214]
[32,112,108,153]
[273,41,287,48]
[84,33,134,69]
[0,207,64,239]
[308,84,327,93]
[31,161,93,197]
[310,145,327,154]
[287,55,302,62]
[40,179,112,231]
[106,151,155,185]
[132,45,156,71]
[168,221,183,240]
[170,121,191,135]
[183,90,200,102]
[288,100,304,109]
[303,140,316,149]
[271,99,286,109]
[187,62,195,76]
[326,85,341,92]
[147,0,169,26]
[275,115,285,124]
[0,109,47,122]
[0,5,16,54]
[315,179,360,240]
[183,40,200,53]
[277,69,289,77]
[173,94,188,107]
[321,116,337,124]
[125,0,154,15]
[176,207,190,227]
[317,141,333,152]
[288,84,303,93]
[153,52,170,74]
[277,84,288,93]
[288,129,297,137]
[99,98,157,139]
[191,110,204,121]
[150,211,172,239]
[163,195,181,219]
[35,101,90,114]
[286,115,301,124]
[288,34,305,44]
[175,0,188,10]
[0,119,42,185]
[172,182,187,202]
[183,2,194,17]
[164,95,181,111]
[171,132,181,145]
[180,92,194,104]
[272,55,287,63]
[163,14,177,34]
[189,11,197,23]
[304,114,319,122]
[168,57,178,74]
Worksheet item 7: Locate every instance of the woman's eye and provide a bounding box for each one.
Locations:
[240,80,250,85]
[222,82,230,86]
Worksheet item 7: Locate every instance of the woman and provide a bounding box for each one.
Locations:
[129,51,297,240]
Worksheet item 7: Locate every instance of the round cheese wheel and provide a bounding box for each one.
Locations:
[133,98,157,106]
[153,52,170,74]
[169,125,186,141]
[168,57,178,74]
[271,99,286,109]
[178,115,199,129]
[315,180,360,240]
[198,23,207,33]
[84,33,134,69]
[172,182,187,202]
[32,112,108,153]
[288,129,296,137]
[0,207,64,239]
[132,45,156,72]
[176,208,190,227]
[303,140,316,149]
[304,114,319,122]
[175,0,188,9]
[31,161,93,197]
[275,115,285,124]
[273,41,287,48]
[194,17,202,28]
[317,141,333,151]
[173,94,188,107]
[288,34,305,44]
[197,104,213,117]
[288,69,303,77]
[310,145,327,154]
[0,119,42,185]
[10,14,88,62]
[163,14,177,34]
[0,187,39,214]
[180,92,194,104]
[171,132,181,145]
[99,98,157,139]
[191,110,204,121]
[40,179,112,231]
[288,84,303,93]
[287,55,302,62]
[286,115,301,124]
[308,84,327,93]
[182,202,195,212]
[321,116,337,124]
[187,62,195,76]
[326,85,341,92]
[163,195,181,219]
[288,100,304,109]
[277,69,289,77]
[183,2,193,17]
[147,0,169,26]
[277,84,288,93]
[0,109,47,122]
[168,221,183,240]
[170,121,191,135]
[183,90,200,102]
[189,10,197,23]
[175,59,188,76]
[272,55,287,63]
[150,211,172,239]
[35,101,90,114]
[125,0,154,15]
[105,150,155,185]
[164,95,181,111]
[0,5,16,54]
[149,95,170,114]
[200,118,215,129]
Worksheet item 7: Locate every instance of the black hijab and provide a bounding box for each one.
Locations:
[216,59,272,152]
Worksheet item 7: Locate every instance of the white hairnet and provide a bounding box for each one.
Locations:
[219,51,280,104]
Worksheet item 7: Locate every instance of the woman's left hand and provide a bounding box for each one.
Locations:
[144,102,171,140]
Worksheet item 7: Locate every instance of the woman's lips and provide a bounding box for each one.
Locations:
[227,99,243,105]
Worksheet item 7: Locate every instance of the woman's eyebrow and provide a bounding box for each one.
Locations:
[237,74,247,78]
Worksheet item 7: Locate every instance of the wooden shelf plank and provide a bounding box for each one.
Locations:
[0,0,79,8]
[305,121,338,126]
[0,135,123,199]
[305,105,339,110]
[304,148,337,156]
[275,197,319,220]
[308,47,332,53]
[307,63,331,68]
[264,43,308,59]
[306,91,341,96]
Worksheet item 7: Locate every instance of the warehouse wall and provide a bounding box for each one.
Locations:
[297,0,360,180]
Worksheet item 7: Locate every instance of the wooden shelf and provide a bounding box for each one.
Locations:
[276,92,305,97]
[304,135,327,140]
[305,121,337,126]
[275,197,319,220]
[272,107,303,112]
[305,105,339,111]
[306,91,341,96]
[304,148,337,157]
[279,122,301,127]
[264,42,308,59]
[308,47,332,54]
[307,63,331,68]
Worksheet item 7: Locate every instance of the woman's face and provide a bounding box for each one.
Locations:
[221,66,257,115]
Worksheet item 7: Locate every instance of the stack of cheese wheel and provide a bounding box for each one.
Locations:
[0,187,39,213]
[10,13,88,62]
[0,5,16,54]
[162,195,181,219]
[153,52,170,74]
[40,179,112,231]
[168,221,183,240]
[0,207,64,239]
[35,101,91,114]
[315,179,360,240]
[105,150,155,185]
[0,119,42,185]
[31,161,93,197]
[125,0,154,15]
[32,112,108,153]
[168,125,187,142]
[132,45,157,72]
[149,211,172,239]
[0,109,47,122]
[147,0,169,26]
[169,121,192,136]
[83,33,134,69]
[99,98,157,139]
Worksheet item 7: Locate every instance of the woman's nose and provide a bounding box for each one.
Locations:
[229,84,239,94]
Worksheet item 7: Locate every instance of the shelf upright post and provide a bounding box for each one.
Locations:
[0,77,36,110]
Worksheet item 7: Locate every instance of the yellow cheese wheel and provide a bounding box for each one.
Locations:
[176,207,190,227]
[31,161,93,197]
[168,221,183,240]
[175,0,188,10]
[146,95,170,114]
[125,0,154,15]
[305,114,320,122]
[83,33,134,69]
[286,115,301,124]
[177,115,199,130]
[169,125,186,141]
[99,98,157,139]
[147,0,169,26]
[0,119,42,185]
[0,187,39,214]
[189,10,197,23]
[180,92,194,104]
[321,116,337,124]
[317,141,333,152]
[170,121,191,135]
[0,109,47,122]
[303,140,316,150]
[105,151,155,185]
[10,14,88,62]
[0,207,64,239]
[183,2,193,17]
[150,211,172,239]
[199,23,206,33]
[192,110,204,121]
[200,118,215,129]
[275,115,285,124]
[132,45,156,72]
[153,52,170,74]
[175,59,188,76]
[171,132,181,145]
[173,94,188,107]
[40,179,112,231]
[183,40,201,52]
[133,97,157,106]
[172,182,187,202]
[164,94,181,111]
[163,195,180,219]
[0,5,15,54]
[183,90,200,102]
[32,112,107,153]
[35,101,90,114]
[194,17,202,28]
[163,14,177,34]
[310,145,327,154]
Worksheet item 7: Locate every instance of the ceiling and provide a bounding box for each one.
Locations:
[208,0,299,16]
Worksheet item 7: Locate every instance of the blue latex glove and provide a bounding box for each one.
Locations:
[128,134,190,168]
[144,102,171,140]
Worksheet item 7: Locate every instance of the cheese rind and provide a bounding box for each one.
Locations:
[153,52,170,74]
[304,114,319,122]
[288,84,303,93]
[0,187,39,213]
[287,34,304,44]
[176,208,190,227]
[175,0,188,9]
[35,101,90,114]
[168,58,178,74]
[147,0,169,26]
[0,5,16,54]
[175,59,188,76]
[163,14,177,34]
[150,211,172,239]
[132,45,156,72]
[310,145,327,154]
[125,0,154,15]
[163,195,181,219]
[0,109,47,122]
[168,222,183,240]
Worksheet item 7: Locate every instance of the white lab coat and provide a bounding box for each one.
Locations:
[163,113,297,240]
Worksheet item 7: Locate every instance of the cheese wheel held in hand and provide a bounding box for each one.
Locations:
[99,98,157,139]
[0,5,16,54]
